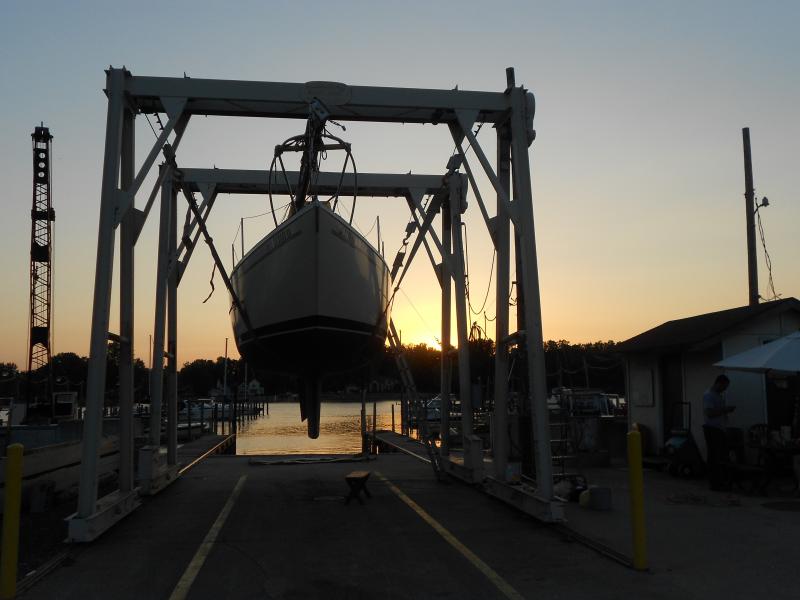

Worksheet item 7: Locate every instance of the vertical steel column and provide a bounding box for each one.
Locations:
[148,166,172,448]
[167,181,178,465]
[509,87,553,498]
[400,386,408,437]
[440,197,452,456]
[244,363,249,406]
[360,387,367,454]
[77,69,125,518]
[450,183,473,439]
[493,126,512,480]
[223,339,231,434]
[513,207,530,475]
[118,107,135,492]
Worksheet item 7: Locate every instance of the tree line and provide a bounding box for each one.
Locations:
[1,338,624,402]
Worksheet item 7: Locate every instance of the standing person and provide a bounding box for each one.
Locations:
[703,374,735,491]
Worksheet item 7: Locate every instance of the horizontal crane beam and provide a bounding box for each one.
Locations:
[113,70,532,125]
[178,169,463,198]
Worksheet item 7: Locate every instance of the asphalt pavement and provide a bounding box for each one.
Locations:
[23,453,687,600]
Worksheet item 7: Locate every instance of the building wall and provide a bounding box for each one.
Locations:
[627,354,661,454]
[721,311,800,437]
[683,345,723,458]
[626,308,800,457]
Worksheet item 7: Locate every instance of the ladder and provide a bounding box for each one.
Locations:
[549,409,573,482]
[388,320,445,481]
[549,394,581,495]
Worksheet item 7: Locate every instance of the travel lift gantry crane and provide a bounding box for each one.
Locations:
[69,67,560,542]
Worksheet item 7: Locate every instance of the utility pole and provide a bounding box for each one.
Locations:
[742,127,758,306]
[27,124,55,420]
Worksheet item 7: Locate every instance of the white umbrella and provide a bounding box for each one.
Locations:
[714,331,800,375]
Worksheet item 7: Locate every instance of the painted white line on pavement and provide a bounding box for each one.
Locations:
[169,474,248,600]
[376,471,526,600]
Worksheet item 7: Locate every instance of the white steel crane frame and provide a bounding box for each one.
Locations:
[69,67,558,542]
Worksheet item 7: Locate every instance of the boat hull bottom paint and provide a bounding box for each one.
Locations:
[239,326,384,439]
[238,322,386,375]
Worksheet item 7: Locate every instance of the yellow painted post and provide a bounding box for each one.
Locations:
[627,430,648,571]
[0,443,24,599]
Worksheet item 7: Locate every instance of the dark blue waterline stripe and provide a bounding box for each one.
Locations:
[240,315,386,342]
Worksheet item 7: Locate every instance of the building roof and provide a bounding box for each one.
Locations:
[617,298,800,354]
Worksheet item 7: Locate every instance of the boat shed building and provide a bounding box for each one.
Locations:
[618,298,800,456]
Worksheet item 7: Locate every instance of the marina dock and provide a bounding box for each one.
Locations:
[12,431,800,599]
[10,434,235,588]
[20,451,681,600]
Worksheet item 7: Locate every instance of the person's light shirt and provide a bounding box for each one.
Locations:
[703,388,727,429]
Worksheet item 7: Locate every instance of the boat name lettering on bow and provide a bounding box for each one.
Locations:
[263,227,295,255]
[331,226,375,262]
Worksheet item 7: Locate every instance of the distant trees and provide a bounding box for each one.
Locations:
[542,340,624,394]
[50,352,88,400]
[2,338,625,402]
[46,345,148,403]
[395,343,440,392]
[0,363,18,376]
[51,353,86,384]
[398,337,625,396]
[0,363,19,399]
[177,357,295,397]
[178,359,221,397]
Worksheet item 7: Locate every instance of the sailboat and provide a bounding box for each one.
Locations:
[230,100,392,438]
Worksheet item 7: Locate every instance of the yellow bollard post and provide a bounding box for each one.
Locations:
[0,443,24,599]
[627,430,648,571]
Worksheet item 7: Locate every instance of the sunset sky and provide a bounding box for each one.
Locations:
[1,1,798,369]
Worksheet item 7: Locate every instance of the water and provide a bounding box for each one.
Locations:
[235,400,401,455]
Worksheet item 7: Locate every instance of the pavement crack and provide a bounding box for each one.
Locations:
[219,539,273,579]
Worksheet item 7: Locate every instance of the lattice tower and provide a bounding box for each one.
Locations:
[27,125,55,400]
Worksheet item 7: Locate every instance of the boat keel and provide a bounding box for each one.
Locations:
[300,376,322,439]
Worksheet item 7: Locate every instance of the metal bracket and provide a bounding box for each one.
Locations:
[482,477,565,523]
[115,100,187,227]
[133,115,191,243]
[161,96,187,123]
[454,109,518,228]
[392,192,444,290]
[176,183,217,283]
[137,446,179,495]
[67,489,141,543]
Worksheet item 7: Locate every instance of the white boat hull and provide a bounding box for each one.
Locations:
[229,203,391,436]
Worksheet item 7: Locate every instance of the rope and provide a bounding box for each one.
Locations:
[144,114,159,139]
[755,204,780,301]
[231,201,292,252]
[202,261,217,303]
[361,216,379,240]
[462,222,496,317]
[266,124,358,226]
[399,288,439,346]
